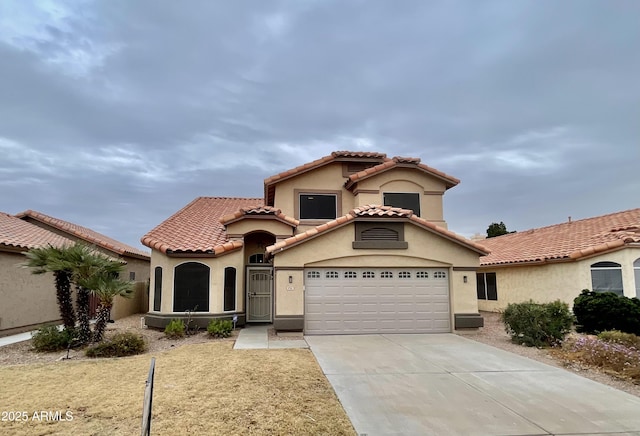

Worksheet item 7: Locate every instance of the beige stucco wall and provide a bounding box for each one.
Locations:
[356,168,447,226]
[225,219,295,239]
[478,247,640,312]
[271,222,481,317]
[149,250,245,314]
[273,163,351,224]
[0,251,62,336]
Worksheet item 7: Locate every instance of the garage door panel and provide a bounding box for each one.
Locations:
[305,268,451,334]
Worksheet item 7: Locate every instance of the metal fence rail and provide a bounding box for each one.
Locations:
[141,357,156,436]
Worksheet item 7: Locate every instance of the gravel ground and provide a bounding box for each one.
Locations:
[0,314,237,366]
[457,311,640,398]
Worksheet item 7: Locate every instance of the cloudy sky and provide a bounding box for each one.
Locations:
[1,0,638,250]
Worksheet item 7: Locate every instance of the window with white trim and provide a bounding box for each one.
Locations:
[591,261,623,296]
[380,271,393,279]
[326,271,339,279]
[477,272,497,300]
[398,271,411,279]
[634,258,640,298]
[434,271,446,279]
[307,271,320,279]
[416,271,429,279]
[362,271,375,279]
[344,271,357,279]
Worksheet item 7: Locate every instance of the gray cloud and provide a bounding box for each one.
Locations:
[1,0,638,248]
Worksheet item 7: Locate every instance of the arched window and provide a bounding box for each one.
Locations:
[590,261,623,296]
[174,262,210,312]
[153,266,162,311]
[224,267,236,312]
[634,258,640,298]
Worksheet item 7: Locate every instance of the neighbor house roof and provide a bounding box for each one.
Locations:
[264,151,389,205]
[0,212,74,251]
[479,208,640,266]
[266,204,489,256]
[345,156,460,190]
[16,210,150,260]
[141,197,264,256]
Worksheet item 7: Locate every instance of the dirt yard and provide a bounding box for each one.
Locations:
[0,316,355,435]
[457,311,640,398]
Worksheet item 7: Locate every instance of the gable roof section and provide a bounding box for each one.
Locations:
[344,156,460,190]
[266,204,489,256]
[220,206,299,227]
[141,197,263,256]
[479,208,640,266]
[264,151,389,205]
[16,210,150,259]
[0,212,74,252]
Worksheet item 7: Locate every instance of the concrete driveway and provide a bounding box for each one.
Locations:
[306,334,640,436]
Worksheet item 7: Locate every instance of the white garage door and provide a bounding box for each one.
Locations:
[304,268,450,335]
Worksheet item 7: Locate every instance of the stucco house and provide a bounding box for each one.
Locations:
[0,210,150,337]
[476,208,640,312]
[142,151,489,334]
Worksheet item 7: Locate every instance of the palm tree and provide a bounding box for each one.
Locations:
[63,244,124,344]
[23,245,76,330]
[81,275,133,342]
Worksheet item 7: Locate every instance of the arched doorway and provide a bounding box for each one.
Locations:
[244,232,275,322]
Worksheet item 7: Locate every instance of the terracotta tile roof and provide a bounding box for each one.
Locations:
[266,205,489,256]
[0,212,74,251]
[479,208,640,266]
[219,206,299,227]
[263,151,389,205]
[345,156,460,190]
[15,210,150,259]
[141,197,263,255]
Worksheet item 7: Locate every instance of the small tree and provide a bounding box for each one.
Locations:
[487,221,514,238]
[23,245,76,330]
[81,275,133,342]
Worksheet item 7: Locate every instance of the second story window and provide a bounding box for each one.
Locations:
[299,194,337,220]
[383,192,421,216]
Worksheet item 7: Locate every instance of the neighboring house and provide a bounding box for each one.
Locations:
[142,151,489,334]
[0,210,151,337]
[477,209,640,312]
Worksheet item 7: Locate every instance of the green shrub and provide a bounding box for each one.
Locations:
[573,290,640,335]
[31,325,77,352]
[207,319,233,338]
[164,319,186,339]
[85,332,146,358]
[598,330,640,349]
[502,300,574,347]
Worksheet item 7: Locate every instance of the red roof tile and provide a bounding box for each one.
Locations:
[266,205,489,255]
[16,210,150,259]
[479,208,640,266]
[345,156,460,190]
[141,197,263,255]
[0,212,74,251]
[219,206,299,227]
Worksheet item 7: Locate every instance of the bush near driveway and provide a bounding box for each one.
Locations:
[573,290,640,335]
[31,325,77,352]
[502,300,574,347]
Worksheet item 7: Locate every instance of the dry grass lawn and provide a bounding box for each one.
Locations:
[0,342,355,436]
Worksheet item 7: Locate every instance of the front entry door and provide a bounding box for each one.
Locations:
[247,268,273,322]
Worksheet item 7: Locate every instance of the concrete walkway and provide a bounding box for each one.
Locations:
[0,331,33,347]
[233,324,308,350]
[307,333,640,436]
